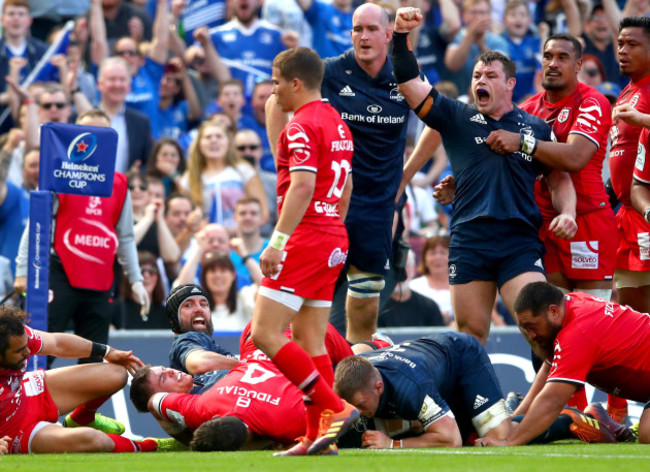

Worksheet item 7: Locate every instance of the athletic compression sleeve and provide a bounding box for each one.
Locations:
[392,32,420,84]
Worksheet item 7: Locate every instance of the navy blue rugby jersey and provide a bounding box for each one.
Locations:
[323,50,411,205]
[422,93,551,231]
[361,333,474,428]
[168,331,235,393]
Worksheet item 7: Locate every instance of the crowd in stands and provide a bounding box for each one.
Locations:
[0,0,642,335]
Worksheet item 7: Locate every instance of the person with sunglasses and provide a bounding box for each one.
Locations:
[36,84,71,124]
[234,129,277,234]
[90,0,170,127]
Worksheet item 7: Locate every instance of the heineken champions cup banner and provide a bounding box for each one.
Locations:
[39,122,118,197]
[26,123,118,370]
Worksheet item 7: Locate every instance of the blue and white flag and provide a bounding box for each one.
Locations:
[27,20,74,84]
[39,122,118,197]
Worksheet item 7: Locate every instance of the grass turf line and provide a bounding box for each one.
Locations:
[1,443,648,472]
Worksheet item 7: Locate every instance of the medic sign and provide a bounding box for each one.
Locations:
[39,122,117,197]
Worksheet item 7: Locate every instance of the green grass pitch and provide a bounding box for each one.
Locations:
[1,442,648,472]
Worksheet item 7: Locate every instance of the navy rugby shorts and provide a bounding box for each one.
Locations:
[448,218,545,287]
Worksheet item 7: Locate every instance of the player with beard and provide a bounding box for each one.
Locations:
[165,284,238,393]
[480,281,648,446]
[0,305,180,454]
[390,7,577,346]
[483,34,624,419]
[488,34,615,300]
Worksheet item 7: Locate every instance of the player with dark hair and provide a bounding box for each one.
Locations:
[334,333,628,448]
[0,305,176,454]
[480,281,646,446]
[165,284,238,393]
[129,360,308,451]
[487,34,615,300]
[390,8,577,346]
[483,33,623,418]
[189,417,250,451]
[250,46,357,456]
[607,17,650,315]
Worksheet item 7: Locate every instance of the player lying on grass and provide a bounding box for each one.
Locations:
[481,282,648,446]
[130,358,309,452]
[334,333,632,448]
[0,305,176,454]
[130,310,371,453]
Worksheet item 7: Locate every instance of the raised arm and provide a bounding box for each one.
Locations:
[438,0,461,41]
[561,0,582,38]
[149,0,171,65]
[194,26,232,83]
[393,8,435,109]
[89,0,109,66]
[293,0,314,12]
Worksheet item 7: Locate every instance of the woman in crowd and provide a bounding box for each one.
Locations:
[409,234,454,325]
[199,251,256,332]
[145,138,187,197]
[128,171,180,263]
[114,251,168,329]
[577,54,606,87]
[182,120,268,234]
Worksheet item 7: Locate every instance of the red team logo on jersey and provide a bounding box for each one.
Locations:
[558,108,570,123]
[575,98,603,134]
[285,123,311,165]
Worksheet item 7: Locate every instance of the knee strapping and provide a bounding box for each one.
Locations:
[472,399,510,437]
[347,272,385,298]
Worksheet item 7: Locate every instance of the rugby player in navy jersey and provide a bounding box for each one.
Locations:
[334,334,624,447]
[390,7,578,346]
[322,3,419,343]
[165,284,238,393]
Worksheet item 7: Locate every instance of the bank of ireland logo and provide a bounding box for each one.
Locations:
[67,133,98,162]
